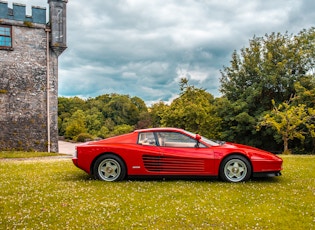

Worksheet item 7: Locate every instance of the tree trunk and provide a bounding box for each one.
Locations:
[283,136,290,154]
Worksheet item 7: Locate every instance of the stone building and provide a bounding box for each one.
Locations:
[0,0,67,152]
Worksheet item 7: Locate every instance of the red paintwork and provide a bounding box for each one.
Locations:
[73,128,282,179]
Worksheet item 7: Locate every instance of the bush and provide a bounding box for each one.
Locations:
[75,133,93,142]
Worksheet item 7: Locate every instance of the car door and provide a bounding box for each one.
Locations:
[155,131,215,175]
[134,131,163,174]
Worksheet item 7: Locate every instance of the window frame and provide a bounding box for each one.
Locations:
[138,132,157,146]
[156,131,207,148]
[0,25,12,49]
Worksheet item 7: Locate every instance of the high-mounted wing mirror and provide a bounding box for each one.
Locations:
[195,134,201,141]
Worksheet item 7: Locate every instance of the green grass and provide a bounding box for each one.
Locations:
[0,155,314,229]
[0,151,64,159]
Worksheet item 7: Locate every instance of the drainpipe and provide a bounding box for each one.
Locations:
[46,28,51,152]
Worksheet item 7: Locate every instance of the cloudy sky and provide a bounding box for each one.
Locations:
[7,0,315,105]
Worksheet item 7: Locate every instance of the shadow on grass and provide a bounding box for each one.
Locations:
[250,176,282,183]
[63,172,94,182]
[67,172,282,184]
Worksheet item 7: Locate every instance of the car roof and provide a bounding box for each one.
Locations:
[134,127,184,133]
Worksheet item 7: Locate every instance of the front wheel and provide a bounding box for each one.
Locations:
[93,154,126,182]
[220,155,252,182]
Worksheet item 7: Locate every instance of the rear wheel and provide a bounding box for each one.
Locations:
[220,155,251,182]
[94,154,126,182]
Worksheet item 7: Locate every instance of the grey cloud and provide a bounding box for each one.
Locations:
[8,0,315,104]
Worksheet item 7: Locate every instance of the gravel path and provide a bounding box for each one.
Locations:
[58,141,77,155]
[0,141,78,162]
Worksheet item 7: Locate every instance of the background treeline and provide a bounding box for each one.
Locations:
[58,27,315,154]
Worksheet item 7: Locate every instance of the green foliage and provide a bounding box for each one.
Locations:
[58,94,149,140]
[149,101,169,127]
[0,156,314,229]
[104,95,140,125]
[215,97,259,147]
[64,110,87,139]
[112,124,134,136]
[97,126,110,139]
[58,96,86,116]
[84,107,103,135]
[305,107,315,153]
[220,28,315,109]
[294,77,315,107]
[75,133,94,142]
[135,111,153,129]
[258,98,308,153]
[219,27,315,151]
[161,78,221,139]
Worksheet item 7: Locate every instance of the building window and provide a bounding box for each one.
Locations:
[0,25,12,48]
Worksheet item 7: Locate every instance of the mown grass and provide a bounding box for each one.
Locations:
[0,155,314,229]
[0,151,64,159]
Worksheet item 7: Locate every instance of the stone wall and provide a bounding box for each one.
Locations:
[0,1,67,152]
[0,21,59,152]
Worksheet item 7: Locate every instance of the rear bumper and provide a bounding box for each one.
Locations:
[72,158,79,167]
[253,171,282,178]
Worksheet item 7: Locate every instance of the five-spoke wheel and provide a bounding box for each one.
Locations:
[220,155,251,182]
[94,154,126,181]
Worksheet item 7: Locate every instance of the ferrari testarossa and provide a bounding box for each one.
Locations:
[73,127,282,183]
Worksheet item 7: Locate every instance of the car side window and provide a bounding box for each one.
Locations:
[138,132,156,146]
[157,132,206,148]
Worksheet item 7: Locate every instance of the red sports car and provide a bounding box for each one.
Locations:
[73,127,282,183]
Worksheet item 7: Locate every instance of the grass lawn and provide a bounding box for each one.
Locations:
[0,155,314,229]
[0,151,64,159]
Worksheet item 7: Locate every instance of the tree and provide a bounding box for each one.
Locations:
[131,96,151,129]
[162,78,221,139]
[103,95,140,125]
[112,124,134,136]
[131,96,148,113]
[58,96,86,115]
[293,78,315,152]
[84,107,104,136]
[58,94,148,140]
[258,99,308,154]
[294,77,315,108]
[221,28,315,112]
[219,28,315,151]
[149,101,169,127]
[305,108,315,153]
[215,97,258,146]
[64,110,87,140]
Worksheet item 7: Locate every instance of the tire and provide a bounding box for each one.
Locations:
[93,154,126,182]
[220,155,252,182]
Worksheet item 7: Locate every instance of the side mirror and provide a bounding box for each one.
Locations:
[195,134,201,141]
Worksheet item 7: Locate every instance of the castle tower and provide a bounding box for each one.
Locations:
[48,0,67,56]
[0,1,68,152]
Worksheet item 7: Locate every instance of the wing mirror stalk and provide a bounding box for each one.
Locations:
[195,134,201,148]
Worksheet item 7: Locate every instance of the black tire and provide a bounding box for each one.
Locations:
[93,154,126,182]
[220,155,252,182]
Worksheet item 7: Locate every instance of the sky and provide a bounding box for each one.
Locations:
[6,0,315,105]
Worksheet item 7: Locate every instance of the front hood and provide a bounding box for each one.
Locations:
[224,142,266,152]
[221,142,282,160]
